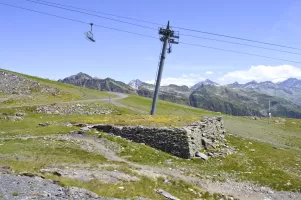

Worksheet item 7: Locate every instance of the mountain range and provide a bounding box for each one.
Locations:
[59,73,301,118]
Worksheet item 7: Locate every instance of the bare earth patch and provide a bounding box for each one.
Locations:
[40,167,140,183]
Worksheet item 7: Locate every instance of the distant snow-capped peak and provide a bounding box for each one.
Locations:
[191,79,220,90]
[128,79,143,90]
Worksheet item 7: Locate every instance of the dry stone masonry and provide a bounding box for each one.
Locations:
[93,116,232,159]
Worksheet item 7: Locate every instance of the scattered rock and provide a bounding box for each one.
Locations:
[0,166,12,174]
[40,168,140,183]
[195,152,209,160]
[74,123,89,127]
[61,122,73,127]
[15,112,26,117]
[0,70,60,96]
[39,123,49,127]
[0,173,135,199]
[19,172,40,178]
[156,189,180,200]
[81,127,90,132]
[208,152,214,157]
[5,116,23,121]
[36,103,116,115]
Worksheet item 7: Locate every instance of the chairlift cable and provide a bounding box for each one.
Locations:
[0,2,158,39]
[181,42,301,64]
[26,0,301,51]
[26,0,162,26]
[25,0,157,30]
[1,2,301,64]
[181,34,301,56]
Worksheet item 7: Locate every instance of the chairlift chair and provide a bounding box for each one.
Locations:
[85,23,96,42]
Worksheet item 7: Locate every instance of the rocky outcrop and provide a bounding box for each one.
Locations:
[0,173,146,200]
[93,117,231,159]
[0,70,59,96]
[59,72,136,94]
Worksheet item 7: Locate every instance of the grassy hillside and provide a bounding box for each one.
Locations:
[0,69,115,107]
[1,70,301,199]
[117,95,217,116]
[1,100,301,198]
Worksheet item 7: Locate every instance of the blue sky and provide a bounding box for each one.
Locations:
[1,0,301,86]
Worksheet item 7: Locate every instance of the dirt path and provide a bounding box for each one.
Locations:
[65,134,301,200]
[1,92,146,114]
[2,134,300,199]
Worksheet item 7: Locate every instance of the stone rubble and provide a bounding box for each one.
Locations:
[0,115,23,121]
[195,152,208,160]
[0,70,60,96]
[0,172,149,200]
[36,103,116,115]
[156,189,180,200]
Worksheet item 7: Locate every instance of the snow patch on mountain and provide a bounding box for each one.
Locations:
[128,79,143,90]
[191,79,220,91]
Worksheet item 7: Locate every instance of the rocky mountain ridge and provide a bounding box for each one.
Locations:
[59,72,301,118]
[191,79,220,91]
[228,78,301,106]
[59,73,135,94]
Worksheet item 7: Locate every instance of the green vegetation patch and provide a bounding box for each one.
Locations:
[90,130,301,192]
[0,113,78,138]
[0,69,116,107]
[0,138,107,174]
[69,114,198,127]
[217,136,301,191]
[45,175,212,200]
[118,95,217,116]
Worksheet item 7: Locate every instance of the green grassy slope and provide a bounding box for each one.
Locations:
[0,71,301,198]
[1,101,301,196]
[117,95,218,117]
[0,69,116,107]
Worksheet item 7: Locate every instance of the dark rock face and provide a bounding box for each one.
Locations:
[93,117,229,159]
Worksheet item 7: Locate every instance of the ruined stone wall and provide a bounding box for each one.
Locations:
[93,116,227,159]
[93,125,191,158]
[185,116,226,157]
